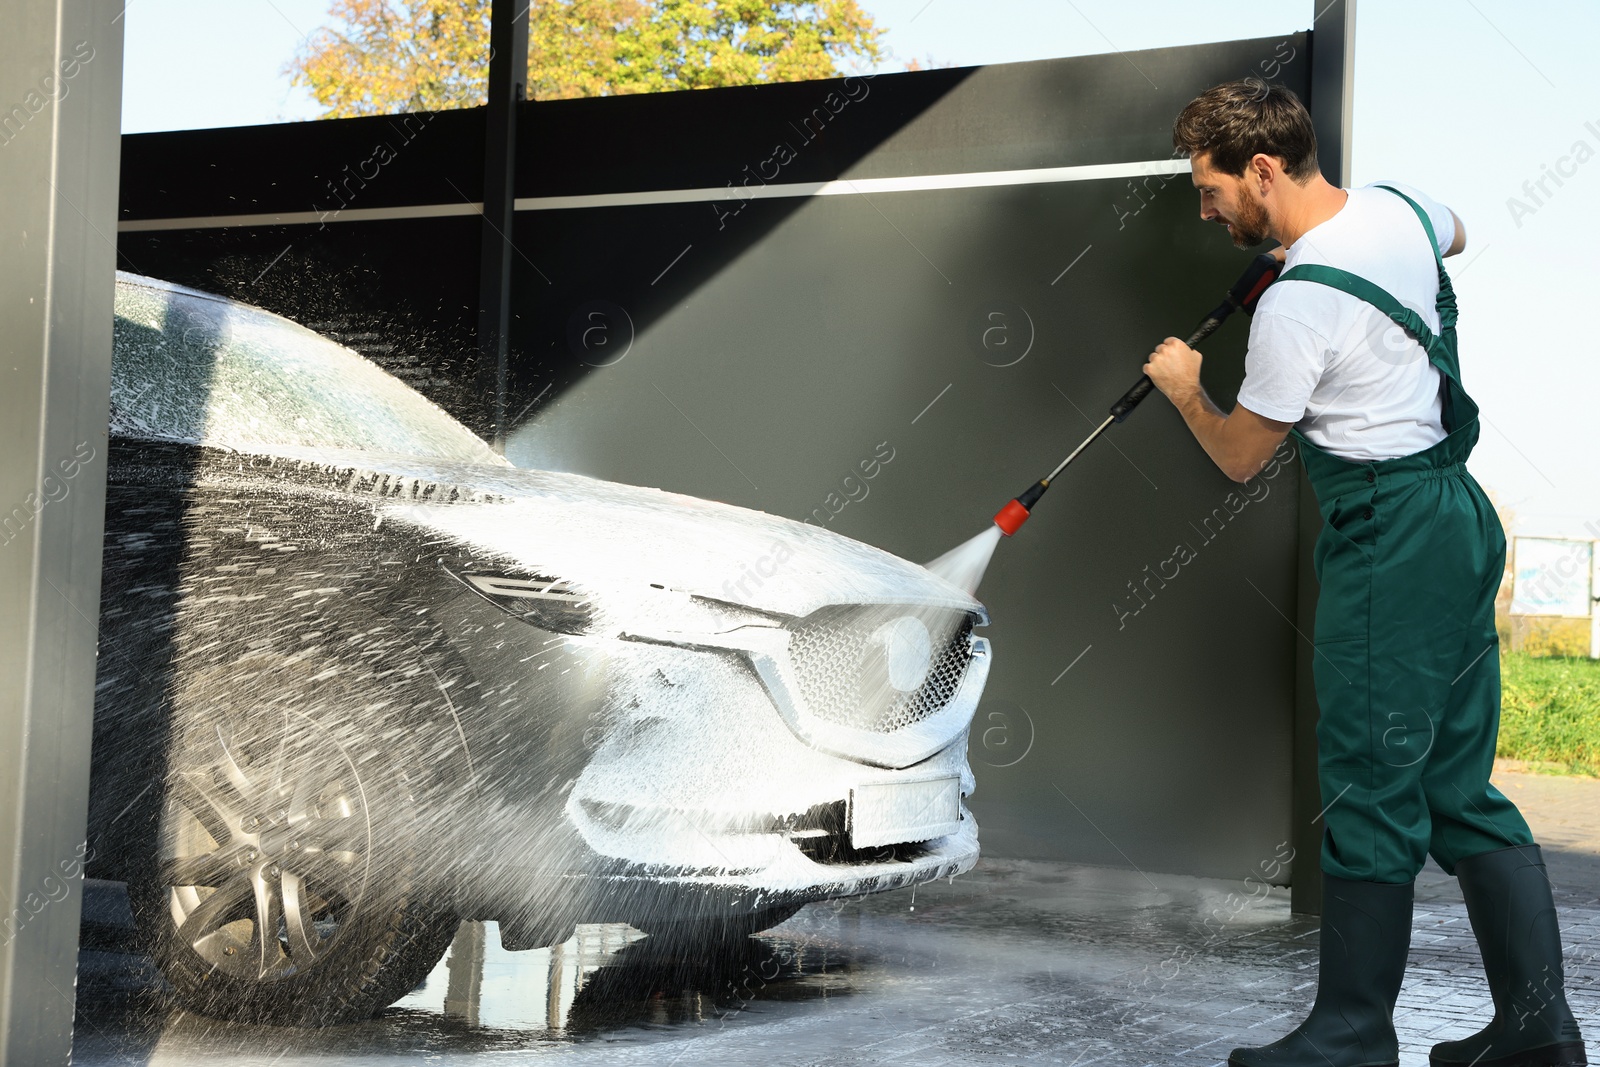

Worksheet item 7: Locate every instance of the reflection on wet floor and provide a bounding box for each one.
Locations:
[74,880,867,1062]
[393,919,858,1036]
[396,922,639,1033]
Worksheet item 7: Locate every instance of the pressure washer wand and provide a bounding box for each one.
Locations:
[992,251,1283,536]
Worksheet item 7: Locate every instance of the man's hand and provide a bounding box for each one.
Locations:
[1143,337,1204,407]
[1142,335,1293,482]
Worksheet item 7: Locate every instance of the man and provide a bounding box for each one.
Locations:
[1144,79,1587,1067]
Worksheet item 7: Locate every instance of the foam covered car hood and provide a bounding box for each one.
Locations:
[347,452,983,620]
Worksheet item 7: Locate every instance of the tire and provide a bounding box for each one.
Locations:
[129,648,460,1026]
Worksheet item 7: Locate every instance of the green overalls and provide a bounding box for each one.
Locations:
[1280,186,1534,885]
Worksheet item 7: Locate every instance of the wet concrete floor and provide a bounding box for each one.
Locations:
[72,768,1600,1066]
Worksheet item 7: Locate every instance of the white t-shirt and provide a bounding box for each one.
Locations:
[1236,181,1457,462]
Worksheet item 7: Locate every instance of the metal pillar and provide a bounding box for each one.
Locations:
[0,2,124,1062]
[1309,0,1357,189]
[479,0,530,450]
[1293,0,1357,915]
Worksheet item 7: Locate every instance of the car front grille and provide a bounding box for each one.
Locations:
[786,606,975,734]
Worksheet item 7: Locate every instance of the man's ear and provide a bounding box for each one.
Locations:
[1249,153,1277,194]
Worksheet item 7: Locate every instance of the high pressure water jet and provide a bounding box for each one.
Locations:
[925,252,1282,596]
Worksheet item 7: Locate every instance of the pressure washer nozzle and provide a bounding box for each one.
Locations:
[993,499,1031,536]
[993,479,1050,536]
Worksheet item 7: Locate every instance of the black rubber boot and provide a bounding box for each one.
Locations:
[1430,844,1587,1067]
[1229,874,1414,1067]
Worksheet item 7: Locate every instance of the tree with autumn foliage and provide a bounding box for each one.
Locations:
[290,0,885,117]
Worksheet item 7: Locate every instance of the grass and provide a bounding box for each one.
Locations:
[1498,652,1600,778]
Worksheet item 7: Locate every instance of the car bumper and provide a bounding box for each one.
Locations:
[575,808,980,928]
[563,639,983,912]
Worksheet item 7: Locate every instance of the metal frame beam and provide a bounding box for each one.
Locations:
[479,0,530,450]
[0,2,124,1061]
[1310,0,1358,189]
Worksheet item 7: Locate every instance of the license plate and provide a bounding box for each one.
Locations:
[849,777,961,849]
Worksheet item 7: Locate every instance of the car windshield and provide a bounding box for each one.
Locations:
[111,274,505,466]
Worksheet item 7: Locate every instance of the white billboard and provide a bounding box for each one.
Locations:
[1511,538,1595,617]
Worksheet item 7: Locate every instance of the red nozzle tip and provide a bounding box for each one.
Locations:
[994,499,1031,536]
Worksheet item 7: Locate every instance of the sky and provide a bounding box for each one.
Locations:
[120,0,1600,541]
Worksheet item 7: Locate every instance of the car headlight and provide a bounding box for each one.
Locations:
[444,564,594,635]
[616,600,988,768]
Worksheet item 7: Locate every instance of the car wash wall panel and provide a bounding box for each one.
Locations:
[118,33,1311,882]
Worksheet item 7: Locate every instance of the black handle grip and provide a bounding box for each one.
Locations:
[1109,376,1155,422]
[1229,251,1283,315]
[1106,252,1282,424]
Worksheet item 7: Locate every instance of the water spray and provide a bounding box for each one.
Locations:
[992,251,1282,537]
[925,252,1282,596]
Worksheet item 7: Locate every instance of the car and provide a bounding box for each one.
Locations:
[86,272,992,1025]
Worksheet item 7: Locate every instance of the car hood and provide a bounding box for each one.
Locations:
[269,446,984,621]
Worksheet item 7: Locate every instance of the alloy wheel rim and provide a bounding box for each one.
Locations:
[160,709,372,982]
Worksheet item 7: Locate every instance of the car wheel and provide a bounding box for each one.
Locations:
[129,650,460,1026]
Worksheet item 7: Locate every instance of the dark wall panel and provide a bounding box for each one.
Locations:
[510,179,1303,878]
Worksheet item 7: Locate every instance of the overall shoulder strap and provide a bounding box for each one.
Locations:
[1373,184,1442,267]
[1373,183,1458,332]
[1276,263,1446,360]
[1279,246,1469,434]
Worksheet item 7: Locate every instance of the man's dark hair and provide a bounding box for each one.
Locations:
[1172,78,1320,181]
